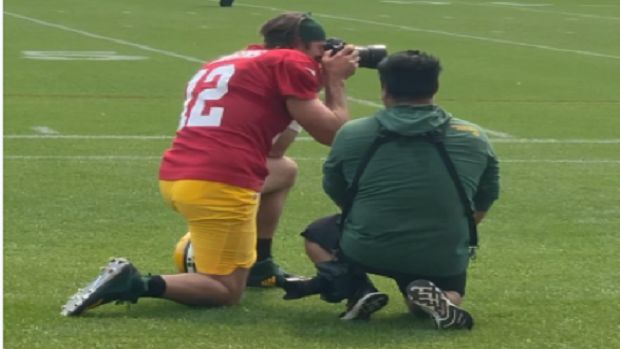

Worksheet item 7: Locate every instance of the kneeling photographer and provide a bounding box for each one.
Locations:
[284,50,500,330]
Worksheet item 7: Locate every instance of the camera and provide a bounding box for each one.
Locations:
[324,38,388,69]
[282,260,370,304]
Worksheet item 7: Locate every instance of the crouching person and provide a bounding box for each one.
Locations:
[283,50,500,330]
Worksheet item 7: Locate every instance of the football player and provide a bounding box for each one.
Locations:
[61,12,359,316]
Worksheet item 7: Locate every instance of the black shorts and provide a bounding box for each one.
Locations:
[300,214,467,296]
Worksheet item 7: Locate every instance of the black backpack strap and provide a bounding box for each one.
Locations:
[338,129,396,231]
[424,120,479,259]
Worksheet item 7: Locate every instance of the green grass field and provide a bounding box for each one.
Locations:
[3,0,620,348]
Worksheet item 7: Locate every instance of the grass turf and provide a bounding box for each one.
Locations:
[3,0,620,348]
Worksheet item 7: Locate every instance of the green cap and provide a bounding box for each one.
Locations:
[298,13,326,43]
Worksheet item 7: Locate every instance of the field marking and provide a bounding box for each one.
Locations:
[4,155,620,164]
[227,2,620,59]
[22,51,149,61]
[4,93,619,104]
[2,11,514,138]
[381,0,620,21]
[336,97,511,138]
[30,126,59,135]
[4,134,620,144]
[4,12,206,63]
[488,2,552,7]
[478,1,620,21]
[219,2,620,59]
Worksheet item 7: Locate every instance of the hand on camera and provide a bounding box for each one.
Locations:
[322,45,359,80]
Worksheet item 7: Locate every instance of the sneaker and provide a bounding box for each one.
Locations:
[60,258,146,317]
[219,0,234,6]
[406,279,474,330]
[247,258,306,288]
[339,288,389,321]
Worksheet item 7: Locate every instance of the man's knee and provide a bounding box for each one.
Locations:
[209,268,251,306]
[278,156,299,180]
[304,238,334,264]
[264,156,298,193]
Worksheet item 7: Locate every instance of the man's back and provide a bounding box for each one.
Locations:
[323,104,500,276]
[160,46,321,192]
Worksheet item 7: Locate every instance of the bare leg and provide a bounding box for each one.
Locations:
[257,157,298,241]
[162,268,250,306]
[247,157,299,287]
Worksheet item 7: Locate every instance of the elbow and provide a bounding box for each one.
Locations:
[309,128,338,146]
[268,150,285,158]
[316,137,333,146]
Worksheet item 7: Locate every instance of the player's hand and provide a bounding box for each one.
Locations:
[322,45,359,80]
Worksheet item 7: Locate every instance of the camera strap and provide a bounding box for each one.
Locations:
[338,117,478,259]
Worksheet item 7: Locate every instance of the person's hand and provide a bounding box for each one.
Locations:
[321,45,360,81]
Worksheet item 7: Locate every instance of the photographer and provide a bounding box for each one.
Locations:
[286,51,500,330]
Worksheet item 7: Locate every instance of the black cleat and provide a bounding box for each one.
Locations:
[60,258,146,317]
[219,0,234,7]
[406,279,474,330]
[339,288,389,321]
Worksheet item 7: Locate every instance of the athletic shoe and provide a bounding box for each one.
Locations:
[339,287,389,321]
[406,279,474,330]
[247,258,306,288]
[60,258,146,317]
[219,0,234,7]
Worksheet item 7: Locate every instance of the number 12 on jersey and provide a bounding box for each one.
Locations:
[178,64,236,129]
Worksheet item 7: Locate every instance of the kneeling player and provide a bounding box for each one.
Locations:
[60,12,359,316]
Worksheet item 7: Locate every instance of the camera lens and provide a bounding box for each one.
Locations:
[357,45,388,69]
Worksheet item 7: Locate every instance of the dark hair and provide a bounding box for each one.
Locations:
[259,12,307,49]
[377,50,442,100]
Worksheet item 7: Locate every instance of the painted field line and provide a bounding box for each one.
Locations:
[5,94,619,104]
[4,134,620,144]
[386,0,620,21]
[470,1,620,21]
[4,155,620,164]
[342,97,512,137]
[3,12,205,64]
[225,2,620,60]
[31,126,59,135]
[490,138,620,144]
[4,11,512,138]
[3,134,172,140]
[4,11,513,139]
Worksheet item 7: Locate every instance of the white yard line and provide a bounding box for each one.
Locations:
[4,134,620,144]
[381,0,620,21]
[30,126,59,134]
[5,11,513,137]
[4,155,620,164]
[342,97,512,137]
[221,2,620,60]
[3,134,172,140]
[469,1,620,21]
[4,11,514,138]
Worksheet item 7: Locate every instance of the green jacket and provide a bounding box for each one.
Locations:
[322,104,500,276]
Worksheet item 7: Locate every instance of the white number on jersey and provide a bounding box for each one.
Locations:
[178,64,236,129]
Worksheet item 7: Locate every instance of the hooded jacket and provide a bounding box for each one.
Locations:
[322,104,500,276]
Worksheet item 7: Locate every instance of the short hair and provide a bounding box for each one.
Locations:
[259,12,307,49]
[377,50,442,100]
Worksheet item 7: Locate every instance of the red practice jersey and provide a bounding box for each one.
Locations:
[159,45,321,191]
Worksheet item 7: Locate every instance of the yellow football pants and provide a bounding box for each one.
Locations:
[159,180,259,275]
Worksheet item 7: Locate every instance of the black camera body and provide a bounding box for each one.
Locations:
[324,38,388,69]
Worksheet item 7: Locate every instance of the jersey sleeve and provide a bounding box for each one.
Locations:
[274,54,321,100]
